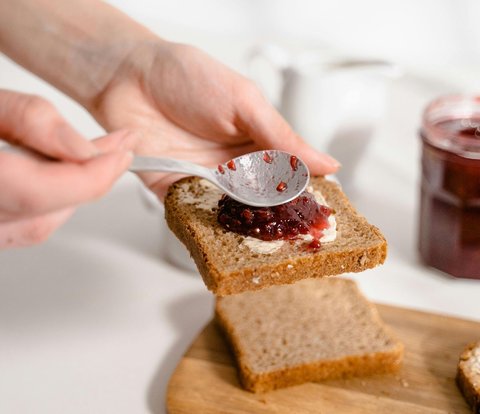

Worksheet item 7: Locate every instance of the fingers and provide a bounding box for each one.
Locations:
[92,129,140,153]
[0,128,137,247]
[0,148,133,219]
[0,208,74,248]
[235,81,341,175]
[0,89,98,161]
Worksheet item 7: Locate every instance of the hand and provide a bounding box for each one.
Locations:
[0,1,339,199]
[90,41,340,198]
[0,89,135,248]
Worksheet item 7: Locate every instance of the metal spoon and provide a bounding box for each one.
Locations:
[129,150,309,207]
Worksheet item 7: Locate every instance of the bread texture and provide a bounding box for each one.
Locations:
[164,176,387,296]
[215,277,404,393]
[456,341,480,413]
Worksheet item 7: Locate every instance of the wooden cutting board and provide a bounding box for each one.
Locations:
[167,304,479,413]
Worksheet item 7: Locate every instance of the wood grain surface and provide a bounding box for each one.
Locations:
[167,304,479,413]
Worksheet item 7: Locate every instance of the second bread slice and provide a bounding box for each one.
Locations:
[216,278,404,393]
[165,176,387,296]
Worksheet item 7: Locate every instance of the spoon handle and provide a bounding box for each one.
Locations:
[129,155,214,179]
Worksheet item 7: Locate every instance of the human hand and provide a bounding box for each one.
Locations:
[0,1,339,200]
[0,89,135,248]
[90,41,340,198]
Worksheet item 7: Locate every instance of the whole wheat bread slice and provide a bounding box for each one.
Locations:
[215,277,404,393]
[165,176,387,296]
[456,341,480,413]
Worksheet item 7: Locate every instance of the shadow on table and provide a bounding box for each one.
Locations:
[67,182,162,261]
[147,291,213,414]
[0,242,130,334]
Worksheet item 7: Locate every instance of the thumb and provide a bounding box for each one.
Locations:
[236,86,340,175]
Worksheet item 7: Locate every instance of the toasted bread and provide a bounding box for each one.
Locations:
[165,176,387,296]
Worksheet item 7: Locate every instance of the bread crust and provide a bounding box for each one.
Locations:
[165,176,387,296]
[456,342,480,413]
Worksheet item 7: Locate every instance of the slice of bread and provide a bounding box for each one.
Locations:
[165,176,387,296]
[215,277,404,393]
[456,341,480,413]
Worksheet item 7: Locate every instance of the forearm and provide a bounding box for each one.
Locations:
[0,0,157,108]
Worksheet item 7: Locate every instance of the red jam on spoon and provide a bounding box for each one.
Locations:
[263,151,273,163]
[290,155,298,171]
[276,181,287,192]
[226,159,236,170]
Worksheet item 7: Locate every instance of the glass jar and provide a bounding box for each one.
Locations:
[419,95,480,279]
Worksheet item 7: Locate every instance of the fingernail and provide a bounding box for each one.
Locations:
[74,141,100,159]
[88,146,101,158]
[58,124,99,159]
[120,150,134,167]
[324,154,342,169]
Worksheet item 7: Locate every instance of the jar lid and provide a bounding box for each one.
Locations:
[422,95,480,159]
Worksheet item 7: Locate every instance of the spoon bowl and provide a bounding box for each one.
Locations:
[129,150,309,207]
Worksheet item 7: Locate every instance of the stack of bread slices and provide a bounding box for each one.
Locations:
[165,176,404,392]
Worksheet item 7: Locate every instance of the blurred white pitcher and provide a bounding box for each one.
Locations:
[247,44,401,191]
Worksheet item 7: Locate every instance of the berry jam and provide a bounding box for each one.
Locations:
[276,181,287,192]
[263,151,273,163]
[226,159,236,170]
[217,164,225,174]
[290,155,298,171]
[419,103,480,279]
[217,192,332,247]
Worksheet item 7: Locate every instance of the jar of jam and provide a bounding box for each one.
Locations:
[419,95,480,279]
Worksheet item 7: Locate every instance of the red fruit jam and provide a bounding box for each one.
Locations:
[217,192,332,245]
[419,95,480,279]
[290,155,298,171]
[308,239,322,249]
[263,151,273,163]
[276,181,287,192]
[226,159,236,170]
[217,164,225,174]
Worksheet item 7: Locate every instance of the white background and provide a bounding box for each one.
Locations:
[1,1,480,413]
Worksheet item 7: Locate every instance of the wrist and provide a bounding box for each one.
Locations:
[0,0,161,111]
[78,30,161,110]
[63,14,162,110]
[86,36,175,125]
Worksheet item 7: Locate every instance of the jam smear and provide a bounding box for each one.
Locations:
[290,155,298,171]
[308,239,321,249]
[276,181,287,192]
[217,164,225,174]
[226,159,236,170]
[217,192,332,243]
[263,151,273,163]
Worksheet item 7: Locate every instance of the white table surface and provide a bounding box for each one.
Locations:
[1,31,479,414]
